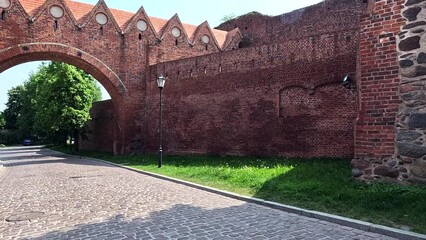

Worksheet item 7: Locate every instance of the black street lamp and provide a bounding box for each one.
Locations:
[157,75,166,168]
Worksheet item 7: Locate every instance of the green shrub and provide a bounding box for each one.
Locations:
[0,130,19,145]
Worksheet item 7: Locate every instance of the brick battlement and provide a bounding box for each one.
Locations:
[151,28,359,81]
[15,0,239,51]
[217,0,368,47]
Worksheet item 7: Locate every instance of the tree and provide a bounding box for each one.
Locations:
[3,85,25,130]
[32,62,101,149]
[10,62,101,148]
[221,13,236,23]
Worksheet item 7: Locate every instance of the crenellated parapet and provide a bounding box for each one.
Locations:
[1,0,240,54]
[216,0,367,48]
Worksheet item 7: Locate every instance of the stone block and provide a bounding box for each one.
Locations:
[400,66,417,78]
[418,52,426,64]
[402,21,426,29]
[406,0,424,6]
[389,169,401,178]
[409,113,426,128]
[402,6,421,21]
[352,168,363,178]
[401,157,413,163]
[397,131,422,141]
[399,36,420,51]
[408,176,426,184]
[411,160,426,178]
[415,66,426,77]
[387,161,397,167]
[401,92,424,101]
[399,59,414,68]
[374,166,400,178]
[351,159,371,170]
[398,142,426,158]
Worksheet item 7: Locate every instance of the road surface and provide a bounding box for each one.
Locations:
[0,146,396,239]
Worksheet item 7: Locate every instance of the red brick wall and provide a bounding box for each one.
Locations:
[138,0,367,158]
[355,0,405,159]
[80,100,115,153]
[145,31,359,157]
[217,0,367,47]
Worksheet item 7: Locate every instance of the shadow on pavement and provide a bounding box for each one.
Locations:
[34,204,365,240]
[0,147,115,168]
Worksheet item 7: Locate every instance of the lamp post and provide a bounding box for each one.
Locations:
[157,75,166,168]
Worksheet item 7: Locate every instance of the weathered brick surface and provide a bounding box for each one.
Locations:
[140,0,365,157]
[80,100,115,152]
[146,46,358,157]
[351,0,426,183]
[355,0,405,160]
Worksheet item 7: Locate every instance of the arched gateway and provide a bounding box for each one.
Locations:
[0,0,241,154]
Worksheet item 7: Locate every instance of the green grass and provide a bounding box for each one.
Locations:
[50,146,426,234]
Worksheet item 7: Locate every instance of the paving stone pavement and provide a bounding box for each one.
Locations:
[0,146,398,240]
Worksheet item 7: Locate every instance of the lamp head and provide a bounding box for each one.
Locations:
[157,75,166,89]
[342,74,353,89]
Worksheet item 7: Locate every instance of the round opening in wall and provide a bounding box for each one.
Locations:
[202,35,210,44]
[50,6,64,19]
[171,27,181,38]
[0,0,11,8]
[137,20,148,32]
[95,13,108,25]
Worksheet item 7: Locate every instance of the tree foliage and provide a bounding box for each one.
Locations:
[30,62,101,139]
[2,85,25,130]
[0,112,5,130]
[221,13,236,23]
[3,62,102,146]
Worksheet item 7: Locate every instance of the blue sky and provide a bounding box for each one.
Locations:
[0,0,323,111]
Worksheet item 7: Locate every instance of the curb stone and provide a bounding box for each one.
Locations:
[48,149,426,240]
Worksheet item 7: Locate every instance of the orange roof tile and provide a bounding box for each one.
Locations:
[212,29,228,48]
[109,7,133,29]
[183,23,198,38]
[18,0,230,47]
[65,0,93,22]
[19,0,44,16]
[149,17,168,33]
[221,28,240,49]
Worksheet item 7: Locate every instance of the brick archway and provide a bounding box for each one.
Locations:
[0,42,126,100]
[0,42,129,155]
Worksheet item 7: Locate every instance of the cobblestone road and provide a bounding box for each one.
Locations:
[0,146,397,240]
